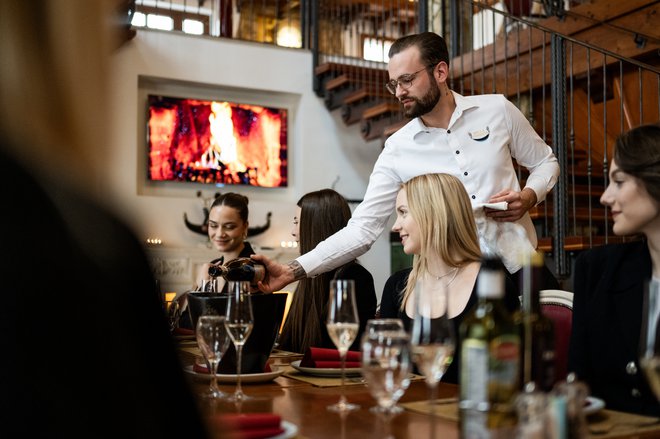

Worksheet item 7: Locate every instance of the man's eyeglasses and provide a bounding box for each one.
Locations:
[385,66,430,95]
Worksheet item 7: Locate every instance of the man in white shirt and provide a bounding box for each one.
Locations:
[254,32,560,291]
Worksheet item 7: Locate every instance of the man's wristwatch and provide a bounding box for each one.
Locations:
[287,260,307,281]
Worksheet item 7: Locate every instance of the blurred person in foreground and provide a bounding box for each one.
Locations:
[379,173,519,384]
[254,31,559,294]
[568,123,660,416]
[0,1,209,437]
[278,189,377,353]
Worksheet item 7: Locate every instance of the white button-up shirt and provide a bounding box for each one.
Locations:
[298,92,559,275]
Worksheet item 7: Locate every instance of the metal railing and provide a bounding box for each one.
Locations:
[132,0,660,279]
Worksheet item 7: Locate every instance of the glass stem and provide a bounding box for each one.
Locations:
[339,351,347,405]
[236,344,243,396]
[209,359,219,394]
[429,383,438,439]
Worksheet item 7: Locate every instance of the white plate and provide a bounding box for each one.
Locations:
[290,360,362,377]
[184,365,284,383]
[269,420,298,439]
[584,396,605,416]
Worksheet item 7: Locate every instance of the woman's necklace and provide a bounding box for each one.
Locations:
[445,266,461,287]
[430,266,462,287]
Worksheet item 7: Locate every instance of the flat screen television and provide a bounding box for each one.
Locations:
[146,94,288,187]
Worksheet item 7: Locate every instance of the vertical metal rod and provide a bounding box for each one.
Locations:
[550,33,568,278]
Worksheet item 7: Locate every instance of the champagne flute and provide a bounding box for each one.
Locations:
[361,329,412,438]
[326,279,360,413]
[410,279,456,438]
[195,314,231,399]
[640,278,660,400]
[225,280,254,402]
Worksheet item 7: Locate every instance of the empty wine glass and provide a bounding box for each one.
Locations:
[640,278,660,401]
[361,329,412,438]
[326,279,360,413]
[195,314,231,399]
[363,318,405,338]
[361,318,406,415]
[410,279,456,438]
[225,280,254,402]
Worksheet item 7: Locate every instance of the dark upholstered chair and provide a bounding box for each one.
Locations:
[540,289,574,383]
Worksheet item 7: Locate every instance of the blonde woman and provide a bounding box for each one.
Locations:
[379,173,520,383]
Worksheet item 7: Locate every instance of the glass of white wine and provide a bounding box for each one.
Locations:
[225,280,254,402]
[410,279,456,438]
[326,279,360,413]
[640,278,660,401]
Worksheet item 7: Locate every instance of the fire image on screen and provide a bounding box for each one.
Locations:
[147,95,287,187]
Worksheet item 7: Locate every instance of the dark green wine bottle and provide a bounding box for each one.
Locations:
[459,256,520,438]
[208,257,265,285]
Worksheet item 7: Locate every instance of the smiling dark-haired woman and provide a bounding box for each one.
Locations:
[569,123,660,416]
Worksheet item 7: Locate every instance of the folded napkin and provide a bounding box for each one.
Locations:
[193,361,272,374]
[173,327,195,336]
[214,413,284,439]
[300,347,361,368]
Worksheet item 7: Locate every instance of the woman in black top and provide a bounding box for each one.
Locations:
[279,189,377,353]
[569,124,660,416]
[380,173,520,384]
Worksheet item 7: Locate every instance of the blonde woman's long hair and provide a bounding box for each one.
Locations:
[399,173,482,310]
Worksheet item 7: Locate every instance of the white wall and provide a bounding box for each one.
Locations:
[107,29,393,297]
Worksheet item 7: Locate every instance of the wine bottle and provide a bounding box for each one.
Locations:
[207,257,266,286]
[517,250,556,392]
[459,256,521,438]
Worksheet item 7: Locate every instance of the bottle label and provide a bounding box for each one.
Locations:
[489,335,520,410]
[461,339,489,408]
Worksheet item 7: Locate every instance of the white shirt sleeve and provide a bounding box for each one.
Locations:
[503,98,559,204]
[296,145,402,277]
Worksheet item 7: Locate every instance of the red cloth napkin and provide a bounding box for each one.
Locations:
[193,361,272,374]
[300,347,361,368]
[214,413,284,439]
[173,327,195,336]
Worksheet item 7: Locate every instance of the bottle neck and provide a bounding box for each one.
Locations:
[521,264,544,314]
[477,269,505,300]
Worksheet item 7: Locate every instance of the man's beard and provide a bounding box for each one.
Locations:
[403,82,441,119]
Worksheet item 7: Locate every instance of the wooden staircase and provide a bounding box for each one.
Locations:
[313,0,659,255]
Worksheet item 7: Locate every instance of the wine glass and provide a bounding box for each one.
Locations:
[195,314,231,399]
[640,278,660,400]
[225,280,254,402]
[410,278,456,438]
[361,318,406,415]
[364,318,405,337]
[361,330,412,438]
[326,279,360,412]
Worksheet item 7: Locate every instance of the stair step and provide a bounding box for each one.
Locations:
[538,235,637,252]
[529,205,608,221]
[341,86,396,125]
[360,102,402,141]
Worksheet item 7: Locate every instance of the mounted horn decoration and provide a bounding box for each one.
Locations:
[183,191,272,237]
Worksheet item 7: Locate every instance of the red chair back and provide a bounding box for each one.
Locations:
[541,301,573,383]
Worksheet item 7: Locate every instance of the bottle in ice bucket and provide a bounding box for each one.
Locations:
[208,257,266,287]
[459,256,521,438]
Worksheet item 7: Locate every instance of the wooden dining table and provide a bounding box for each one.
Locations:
[177,346,660,439]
